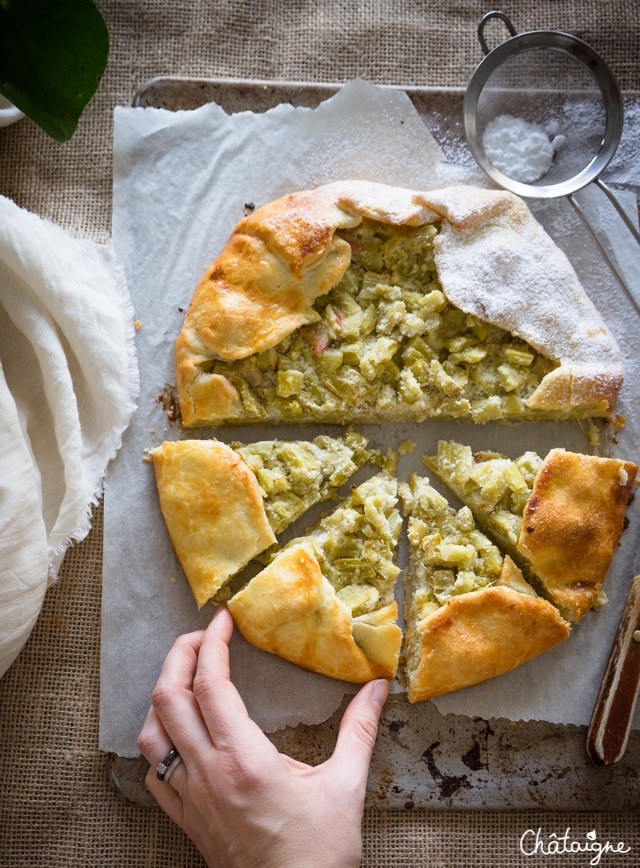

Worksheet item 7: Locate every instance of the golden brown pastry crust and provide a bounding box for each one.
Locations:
[151,441,275,607]
[176,181,623,426]
[407,582,570,703]
[517,449,638,622]
[227,542,402,682]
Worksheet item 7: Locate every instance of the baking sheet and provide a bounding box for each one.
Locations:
[101,79,640,764]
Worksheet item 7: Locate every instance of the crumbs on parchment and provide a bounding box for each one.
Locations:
[156,383,180,423]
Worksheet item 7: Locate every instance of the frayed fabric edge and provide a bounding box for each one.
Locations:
[47,243,140,585]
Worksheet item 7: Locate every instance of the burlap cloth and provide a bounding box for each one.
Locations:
[1,2,639,865]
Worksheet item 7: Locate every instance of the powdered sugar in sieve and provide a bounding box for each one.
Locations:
[482,115,566,183]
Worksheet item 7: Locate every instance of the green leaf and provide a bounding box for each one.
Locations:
[0,0,109,142]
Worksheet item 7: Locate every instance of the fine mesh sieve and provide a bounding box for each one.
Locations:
[463,11,640,316]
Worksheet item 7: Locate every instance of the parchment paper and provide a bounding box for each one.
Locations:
[101,79,640,757]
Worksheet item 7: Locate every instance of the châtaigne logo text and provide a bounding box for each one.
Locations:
[520,828,631,865]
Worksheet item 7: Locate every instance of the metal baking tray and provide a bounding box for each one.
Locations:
[111,76,640,811]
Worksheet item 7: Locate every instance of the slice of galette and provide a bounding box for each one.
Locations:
[399,473,570,703]
[227,473,402,683]
[424,440,638,622]
[151,429,371,607]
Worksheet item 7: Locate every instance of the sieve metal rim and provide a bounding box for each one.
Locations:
[463,28,624,199]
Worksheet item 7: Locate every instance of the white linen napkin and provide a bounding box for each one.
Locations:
[0,196,138,678]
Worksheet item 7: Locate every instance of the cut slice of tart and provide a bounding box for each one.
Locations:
[424,440,638,622]
[151,430,371,607]
[399,473,570,702]
[227,473,403,683]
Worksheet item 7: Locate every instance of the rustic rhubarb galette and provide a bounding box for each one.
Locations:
[151,181,636,699]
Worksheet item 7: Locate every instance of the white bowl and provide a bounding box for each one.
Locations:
[0,95,25,127]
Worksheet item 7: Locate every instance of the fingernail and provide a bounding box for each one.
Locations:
[369,679,390,710]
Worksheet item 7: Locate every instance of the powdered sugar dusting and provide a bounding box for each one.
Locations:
[607,97,640,186]
[432,188,623,409]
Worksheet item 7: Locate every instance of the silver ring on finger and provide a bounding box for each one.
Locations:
[156,747,182,783]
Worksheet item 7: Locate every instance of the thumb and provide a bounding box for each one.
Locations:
[330,679,389,784]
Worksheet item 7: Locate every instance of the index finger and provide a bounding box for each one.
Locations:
[193,606,266,751]
[150,629,212,762]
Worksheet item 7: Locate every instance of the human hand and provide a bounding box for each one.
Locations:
[137,606,389,868]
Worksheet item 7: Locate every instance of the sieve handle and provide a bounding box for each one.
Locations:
[596,179,640,245]
[477,11,517,56]
[568,192,640,320]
